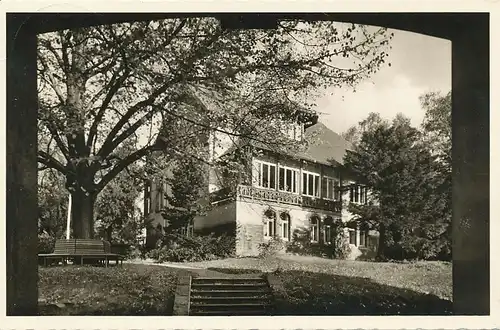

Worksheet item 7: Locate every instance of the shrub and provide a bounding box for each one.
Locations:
[258,237,286,258]
[38,232,56,253]
[148,233,235,262]
[286,226,351,260]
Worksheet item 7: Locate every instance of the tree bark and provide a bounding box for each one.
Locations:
[377,223,386,260]
[71,190,96,238]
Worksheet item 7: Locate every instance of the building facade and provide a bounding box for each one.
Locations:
[193,117,379,260]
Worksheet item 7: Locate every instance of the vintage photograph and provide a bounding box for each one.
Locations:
[5,10,490,323]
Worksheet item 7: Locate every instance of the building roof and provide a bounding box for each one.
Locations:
[220,121,353,166]
[297,121,354,165]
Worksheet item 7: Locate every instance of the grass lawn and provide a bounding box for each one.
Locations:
[181,254,453,315]
[38,255,452,315]
[38,264,186,315]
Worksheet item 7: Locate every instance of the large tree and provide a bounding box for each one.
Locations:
[343,113,449,260]
[37,18,393,238]
[419,90,452,259]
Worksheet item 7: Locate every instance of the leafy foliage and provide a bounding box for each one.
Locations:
[38,232,56,253]
[37,19,393,238]
[38,169,68,238]
[148,232,235,262]
[286,226,351,259]
[258,237,287,257]
[94,154,143,244]
[343,103,451,261]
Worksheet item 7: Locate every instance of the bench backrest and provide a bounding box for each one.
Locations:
[53,240,76,254]
[74,239,106,254]
[53,239,112,254]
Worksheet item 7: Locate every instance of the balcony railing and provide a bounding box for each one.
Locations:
[232,184,342,212]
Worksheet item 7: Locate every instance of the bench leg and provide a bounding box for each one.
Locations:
[43,257,46,267]
[81,257,84,266]
[105,257,109,268]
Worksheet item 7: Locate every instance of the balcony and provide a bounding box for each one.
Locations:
[233,184,342,213]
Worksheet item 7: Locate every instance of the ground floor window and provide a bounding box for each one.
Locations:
[280,212,291,240]
[310,216,320,242]
[359,230,369,247]
[324,224,332,244]
[264,209,277,237]
[349,229,357,245]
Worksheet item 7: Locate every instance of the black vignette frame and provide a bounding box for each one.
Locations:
[6,12,489,315]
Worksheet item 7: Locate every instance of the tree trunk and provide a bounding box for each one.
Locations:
[106,225,113,242]
[71,190,96,238]
[377,224,386,260]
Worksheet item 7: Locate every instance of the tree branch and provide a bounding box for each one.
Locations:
[38,150,68,175]
[37,52,66,104]
[86,64,131,151]
[96,145,158,193]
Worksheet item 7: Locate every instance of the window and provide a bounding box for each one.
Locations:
[280,212,291,240]
[335,181,341,200]
[323,216,337,244]
[359,230,366,247]
[144,183,151,215]
[322,177,339,200]
[264,209,277,237]
[359,230,369,247]
[349,229,357,245]
[310,216,320,242]
[350,185,368,204]
[324,224,332,244]
[302,171,320,197]
[278,166,299,193]
[254,161,277,189]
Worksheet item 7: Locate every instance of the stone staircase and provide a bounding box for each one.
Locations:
[188,276,274,316]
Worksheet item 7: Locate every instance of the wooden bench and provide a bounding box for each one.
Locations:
[38,239,124,267]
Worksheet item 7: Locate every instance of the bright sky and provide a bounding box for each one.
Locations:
[315,28,451,134]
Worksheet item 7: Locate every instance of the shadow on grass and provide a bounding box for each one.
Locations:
[213,267,452,315]
[271,269,452,315]
[207,267,263,275]
[38,264,185,316]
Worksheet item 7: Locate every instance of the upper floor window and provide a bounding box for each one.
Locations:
[279,166,299,193]
[302,171,320,197]
[253,160,276,189]
[322,176,340,200]
[350,185,368,204]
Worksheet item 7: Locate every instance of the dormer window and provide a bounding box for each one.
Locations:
[282,122,304,141]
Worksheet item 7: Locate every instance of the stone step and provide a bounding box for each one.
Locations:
[190,302,270,308]
[193,277,264,283]
[191,296,270,302]
[188,275,273,316]
[191,289,271,297]
[189,309,269,316]
[191,282,267,288]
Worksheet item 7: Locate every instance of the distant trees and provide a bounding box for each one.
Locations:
[37,18,393,238]
[38,169,68,238]
[342,91,451,260]
[94,160,143,244]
